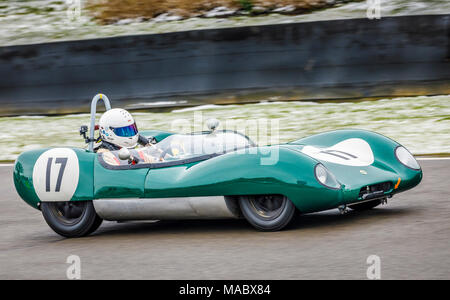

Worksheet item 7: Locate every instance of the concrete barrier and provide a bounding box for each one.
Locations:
[0,14,449,116]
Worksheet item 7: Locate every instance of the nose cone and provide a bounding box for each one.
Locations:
[325,163,398,188]
[321,161,422,205]
[394,167,423,193]
[13,150,42,209]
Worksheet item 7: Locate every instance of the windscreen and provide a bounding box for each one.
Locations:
[157,131,251,157]
[100,131,253,167]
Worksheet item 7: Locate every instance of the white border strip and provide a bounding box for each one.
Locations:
[0,164,14,167]
[416,157,450,161]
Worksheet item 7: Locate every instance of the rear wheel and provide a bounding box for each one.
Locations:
[239,195,296,231]
[348,199,382,211]
[41,201,103,238]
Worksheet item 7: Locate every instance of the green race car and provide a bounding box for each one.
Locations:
[13,95,423,237]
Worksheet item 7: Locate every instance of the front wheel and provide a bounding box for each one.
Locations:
[41,201,103,238]
[239,195,296,231]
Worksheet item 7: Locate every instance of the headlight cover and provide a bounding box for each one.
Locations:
[314,164,341,189]
[395,146,421,170]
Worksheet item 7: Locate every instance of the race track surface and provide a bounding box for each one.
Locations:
[1,159,449,279]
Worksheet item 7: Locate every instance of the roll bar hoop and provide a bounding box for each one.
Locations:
[84,93,112,152]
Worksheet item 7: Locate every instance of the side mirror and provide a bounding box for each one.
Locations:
[118,148,131,161]
[118,148,140,164]
[80,125,90,143]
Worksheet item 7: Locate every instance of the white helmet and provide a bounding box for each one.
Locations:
[99,108,139,148]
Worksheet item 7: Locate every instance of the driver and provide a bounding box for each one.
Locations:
[94,108,162,164]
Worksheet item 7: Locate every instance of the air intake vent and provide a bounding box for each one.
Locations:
[359,182,393,200]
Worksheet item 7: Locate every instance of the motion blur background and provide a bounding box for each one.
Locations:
[0,0,449,161]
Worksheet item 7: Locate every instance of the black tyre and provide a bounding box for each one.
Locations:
[239,195,296,231]
[348,199,382,211]
[41,201,103,238]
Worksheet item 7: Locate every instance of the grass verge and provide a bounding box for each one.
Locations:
[86,0,361,24]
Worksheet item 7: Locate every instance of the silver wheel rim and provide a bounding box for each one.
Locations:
[48,202,87,226]
[248,195,286,220]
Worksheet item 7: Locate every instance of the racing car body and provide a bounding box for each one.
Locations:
[13,95,423,237]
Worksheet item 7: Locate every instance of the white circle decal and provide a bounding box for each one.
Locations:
[32,148,80,202]
[302,138,375,167]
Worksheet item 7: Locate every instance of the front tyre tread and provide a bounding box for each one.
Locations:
[41,201,103,238]
[239,195,296,231]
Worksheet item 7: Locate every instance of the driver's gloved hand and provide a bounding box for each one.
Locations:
[138,134,149,146]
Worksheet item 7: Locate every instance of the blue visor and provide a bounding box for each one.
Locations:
[111,123,138,137]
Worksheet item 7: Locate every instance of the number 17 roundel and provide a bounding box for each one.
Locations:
[32,148,79,202]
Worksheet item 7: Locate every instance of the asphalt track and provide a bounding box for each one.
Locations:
[0,159,449,279]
